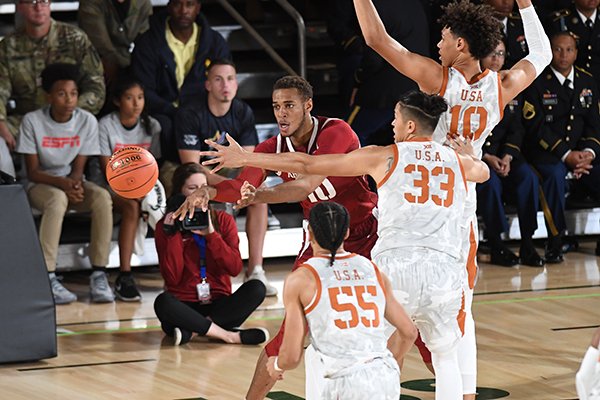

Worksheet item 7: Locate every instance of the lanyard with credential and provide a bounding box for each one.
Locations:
[192,233,211,303]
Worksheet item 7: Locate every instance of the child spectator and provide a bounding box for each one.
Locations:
[98,76,162,301]
[16,63,114,305]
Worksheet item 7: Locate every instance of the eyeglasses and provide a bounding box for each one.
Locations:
[490,50,506,58]
[19,0,50,5]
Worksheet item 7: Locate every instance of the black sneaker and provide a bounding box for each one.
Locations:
[236,328,270,345]
[115,274,142,302]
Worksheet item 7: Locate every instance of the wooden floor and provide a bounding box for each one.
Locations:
[1,241,599,400]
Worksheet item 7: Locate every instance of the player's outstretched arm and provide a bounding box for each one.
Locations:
[353,0,443,94]
[380,271,418,361]
[274,271,310,373]
[200,135,392,183]
[448,136,490,183]
[500,0,552,105]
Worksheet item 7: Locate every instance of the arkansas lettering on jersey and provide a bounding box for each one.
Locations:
[433,67,504,159]
[42,136,80,148]
[372,139,468,260]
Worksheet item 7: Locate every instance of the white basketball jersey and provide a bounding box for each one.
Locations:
[432,66,503,217]
[372,139,468,260]
[302,253,392,377]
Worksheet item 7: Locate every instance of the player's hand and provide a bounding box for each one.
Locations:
[198,134,248,174]
[266,357,284,381]
[234,181,257,210]
[173,184,215,220]
[448,135,475,158]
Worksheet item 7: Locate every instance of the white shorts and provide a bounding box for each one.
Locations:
[375,247,465,354]
[322,356,400,400]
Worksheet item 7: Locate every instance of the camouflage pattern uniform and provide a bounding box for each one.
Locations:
[0,19,105,137]
[78,0,153,68]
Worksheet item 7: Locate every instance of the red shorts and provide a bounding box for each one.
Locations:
[265,214,378,357]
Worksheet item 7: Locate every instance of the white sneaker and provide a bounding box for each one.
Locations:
[245,265,277,297]
[90,271,115,303]
[50,275,77,305]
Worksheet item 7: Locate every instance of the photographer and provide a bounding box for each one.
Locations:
[154,163,268,346]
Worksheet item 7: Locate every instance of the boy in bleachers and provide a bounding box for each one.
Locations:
[16,63,114,305]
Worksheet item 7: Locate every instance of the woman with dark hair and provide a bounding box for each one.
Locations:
[99,75,162,301]
[153,163,268,346]
[266,201,416,399]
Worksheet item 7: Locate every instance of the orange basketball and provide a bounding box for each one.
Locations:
[106,146,158,199]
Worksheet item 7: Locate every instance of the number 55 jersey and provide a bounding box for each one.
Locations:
[372,138,468,260]
[301,252,400,400]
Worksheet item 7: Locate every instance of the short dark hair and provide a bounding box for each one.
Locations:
[397,91,448,133]
[439,0,503,60]
[308,202,350,266]
[273,75,313,101]
[550,31,577,48]
[207,58,236,75]
[41,63,80,93]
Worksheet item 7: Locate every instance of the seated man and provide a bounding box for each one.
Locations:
[176,59,276,296]
[522,32,600,262]
[16,63,113,305]
[477,40,544,267]
[154,163,268,346]
[0,0,105,154]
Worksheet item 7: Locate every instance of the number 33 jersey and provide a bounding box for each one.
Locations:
[372,139,468,260]
[301,253,393,376]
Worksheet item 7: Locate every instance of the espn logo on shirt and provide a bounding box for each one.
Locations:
[42,136,80,148]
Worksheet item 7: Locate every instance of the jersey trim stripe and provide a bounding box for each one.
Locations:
[439,67,449,97]
[453,150,468,192]
[312,253,356,260]
[371,262,386,297]
[457,290,466,335]
[377,144,399,188]
[454,67,491,84]
[300,263,322,315]
[466,222,478,289]
[497,75,504,120]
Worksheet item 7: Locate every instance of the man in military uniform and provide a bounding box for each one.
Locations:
[484,0,529,68]
[522,32,600,262]
[476,40,544,267]
[547,0,600,82]
[0,0,105,152]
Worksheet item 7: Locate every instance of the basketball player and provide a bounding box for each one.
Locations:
[174,75,379,400]
[352,1,551,396]
[268,201,416,400]
[199,90,490,398]
[576,326,600,400]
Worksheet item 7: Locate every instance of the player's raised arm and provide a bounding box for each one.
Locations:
[200,135,393,184]
[500,0,552,105]
[353,0,443,94]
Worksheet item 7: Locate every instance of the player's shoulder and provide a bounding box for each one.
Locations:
[254,135,278,153]
[316,116,358,142]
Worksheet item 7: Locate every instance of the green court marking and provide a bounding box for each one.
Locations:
[266,391,304,400]
[401,379,509,399]
[475,292,600,306]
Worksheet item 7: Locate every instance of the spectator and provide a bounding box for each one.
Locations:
[16,63,114,305]
[0,0,105,153]
[547,0,600,82]
[98,75,162,302]
[346,0,428,146]
[484,0,529,69]
[78,0,153,86]
[477,40,544,267]
[522,32,600,263]
[153,163,268,346]
[131,0,230,167]
[176,59,277,296]
[576,326,600,400]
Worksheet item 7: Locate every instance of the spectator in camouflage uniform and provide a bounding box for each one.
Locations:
[78,0,153,87]
[0,0,105,153]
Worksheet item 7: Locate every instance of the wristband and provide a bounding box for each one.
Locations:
[273,356,284,372]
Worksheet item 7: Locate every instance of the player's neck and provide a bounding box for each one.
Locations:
[290,116,314,148]
[452,56,483,80]
[208,97,232,117]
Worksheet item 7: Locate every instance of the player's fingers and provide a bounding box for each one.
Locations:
[204,139,221,149]
[198,150,218,158]
[201,158,219,166]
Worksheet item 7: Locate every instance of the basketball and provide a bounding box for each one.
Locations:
[106,146,158,199]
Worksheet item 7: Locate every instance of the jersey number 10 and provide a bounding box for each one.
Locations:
[449,105,488,141]
[328,285,380,329]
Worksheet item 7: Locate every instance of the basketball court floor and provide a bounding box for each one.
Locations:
[0,241,598,399]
